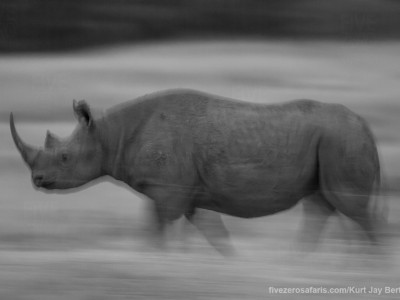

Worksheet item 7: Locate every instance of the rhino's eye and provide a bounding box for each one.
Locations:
[60,153,69,163]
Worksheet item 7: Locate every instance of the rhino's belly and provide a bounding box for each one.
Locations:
[197,163,318,218]
[197,193,303,218]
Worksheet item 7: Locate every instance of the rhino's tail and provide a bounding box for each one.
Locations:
[364,117,388,241]
[369,159,389,240]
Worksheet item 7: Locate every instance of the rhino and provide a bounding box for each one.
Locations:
[10,89,384,251]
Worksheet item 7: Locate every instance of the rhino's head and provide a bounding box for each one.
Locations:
[10,100,105,190]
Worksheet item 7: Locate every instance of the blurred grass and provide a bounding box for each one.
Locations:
[0,40,399,299]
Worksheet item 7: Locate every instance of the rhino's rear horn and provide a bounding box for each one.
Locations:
[9,113,40,168]
[45,130,61,149]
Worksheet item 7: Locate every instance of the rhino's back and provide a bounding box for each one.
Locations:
[119,89,326,128]
[112,89,368,164]
[118,89,363,161]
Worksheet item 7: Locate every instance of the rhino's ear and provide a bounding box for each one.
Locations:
[45,130,61,149]
[73,99,93,127]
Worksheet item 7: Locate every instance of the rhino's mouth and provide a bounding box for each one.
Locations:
[37,181,55,189]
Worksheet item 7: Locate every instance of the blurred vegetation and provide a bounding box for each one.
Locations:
[1,0,400,52]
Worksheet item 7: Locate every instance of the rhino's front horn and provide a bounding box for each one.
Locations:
[10,113,40,168]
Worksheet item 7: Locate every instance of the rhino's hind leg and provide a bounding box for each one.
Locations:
[297,192,336,252]
[318,132,381,246]
[322,190,379,245]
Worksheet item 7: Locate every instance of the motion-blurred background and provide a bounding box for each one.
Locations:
[1,1,400,299]
[2,0,400,52]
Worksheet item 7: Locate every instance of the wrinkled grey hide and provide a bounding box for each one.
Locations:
[10,89,384,251]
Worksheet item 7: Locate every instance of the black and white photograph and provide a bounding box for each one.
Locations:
[1,1,400,299]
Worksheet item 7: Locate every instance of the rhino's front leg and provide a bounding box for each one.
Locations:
[185,208,235,256]
[143,183,193,249]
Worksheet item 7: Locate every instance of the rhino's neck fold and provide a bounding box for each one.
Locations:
[110,133,126,180]
[97,116,128,182]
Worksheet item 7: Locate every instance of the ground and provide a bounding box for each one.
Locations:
[0,40,399,299]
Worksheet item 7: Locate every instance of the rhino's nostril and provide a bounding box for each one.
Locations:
[33,174,44,186]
